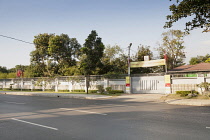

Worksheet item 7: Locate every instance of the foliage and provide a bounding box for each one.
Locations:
[101,45,126,74]
[189,54,210,65]
[132,44,154,74]
[0,66,8,73]
[31,33,81,77]
[6,73,16,78]
[197,82,210,93]
[176,90,198,97]
[107,90,124,94]
[0,72,7,79]
[105,87,112,93]
[165,0,210,32]
[79,30,105,75]
[71,89,85,92]
[97,85,105,93]
[157,30,186,69]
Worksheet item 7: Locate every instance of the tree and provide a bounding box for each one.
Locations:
[31,33,54,77]
[101,45,126,74]
[0,66,8,73]
[165,0,210,32]
[157,30,186,69]
[131,45,154,74]
[48,34,81,75]
[79,30,105,75]
[30,33,81,77]
[189,54,210,64]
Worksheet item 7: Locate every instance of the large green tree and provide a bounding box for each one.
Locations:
[101,45,127,74]
[31,33,54,77]
[48,34,81,75]
[30,33,81,77]
[79,30,105,75]
[158,30,186,69]
[165,0,210,32]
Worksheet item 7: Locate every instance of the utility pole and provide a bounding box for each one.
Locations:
[128,43,132,76]
[126,43,132,94]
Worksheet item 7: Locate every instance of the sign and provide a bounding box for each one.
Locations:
[126,76,130,84]
[126,76,131,93]
[130,59,166,68]
[164,75,171,94]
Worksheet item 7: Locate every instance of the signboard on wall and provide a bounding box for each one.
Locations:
[126,76,130,93]
[165,75,171,94]
[130,59,166,68]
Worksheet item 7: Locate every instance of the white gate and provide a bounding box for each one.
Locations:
[131,76,165,94]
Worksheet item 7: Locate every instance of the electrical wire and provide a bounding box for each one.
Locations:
[0,34,34,45]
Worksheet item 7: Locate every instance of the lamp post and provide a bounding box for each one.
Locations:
[128,43,132,76]
[126,43,132,94]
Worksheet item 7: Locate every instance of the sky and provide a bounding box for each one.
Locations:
[0,0,209,69]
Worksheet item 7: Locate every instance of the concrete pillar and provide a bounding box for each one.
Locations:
[55,78,58,92]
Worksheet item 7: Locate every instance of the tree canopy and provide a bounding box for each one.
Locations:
[157,30,186,69]
[165,0,210,32]
[79,30,105,75]
[189,54,210,65]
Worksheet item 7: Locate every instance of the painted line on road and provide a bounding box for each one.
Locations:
[11,118,58,130]
[206,127,210,129]
[4,101,26,105]
[60,108,107,116]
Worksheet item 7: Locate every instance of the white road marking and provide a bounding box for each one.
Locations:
[206,127,210,129]
[60,108,107,115]
[4,101,26,105]
[11,118,58,130]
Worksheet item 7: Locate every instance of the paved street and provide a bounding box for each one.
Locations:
[1,94,210,140]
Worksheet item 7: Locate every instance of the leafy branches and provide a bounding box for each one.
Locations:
[165,0,210,32]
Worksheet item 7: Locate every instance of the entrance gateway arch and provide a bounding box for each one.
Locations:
[127,59,170,94]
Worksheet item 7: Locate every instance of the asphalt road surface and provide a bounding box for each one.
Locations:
[1,94,210,140]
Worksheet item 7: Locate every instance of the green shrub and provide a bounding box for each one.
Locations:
[108,90,124,94]
[58,90,69,92]
[89,90,98,93]
[71,89,85,92]
[105,87,112,94]
[97,85,104,93]
[176,90,198,97]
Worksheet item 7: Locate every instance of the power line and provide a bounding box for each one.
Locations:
[0,34,34,45]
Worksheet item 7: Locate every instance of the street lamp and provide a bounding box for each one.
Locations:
[128,43,132,76]
[126,43,132,94]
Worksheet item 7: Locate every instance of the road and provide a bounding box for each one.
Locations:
[0,94,210,140]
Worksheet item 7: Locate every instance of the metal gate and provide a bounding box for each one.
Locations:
[131,76,165,94]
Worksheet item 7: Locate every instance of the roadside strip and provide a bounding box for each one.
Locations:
[60,108,107,116]
[11,118,58,130]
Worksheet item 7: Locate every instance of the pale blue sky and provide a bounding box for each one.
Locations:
[0,0,209,68]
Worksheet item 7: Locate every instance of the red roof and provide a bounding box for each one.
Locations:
[169,63,210,72]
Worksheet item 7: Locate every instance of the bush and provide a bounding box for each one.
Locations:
[71,89,85,92]
[107,90,124,94]
[89,90,98,93]
[105,87,112,94]
[97,85,104,93]
[176,90,198,97]
[58,90,70,92]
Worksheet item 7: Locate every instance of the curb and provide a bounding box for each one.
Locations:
[165,99,210,106]
[0,92,113,100]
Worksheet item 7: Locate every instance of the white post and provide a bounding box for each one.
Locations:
[55,78,58,92]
